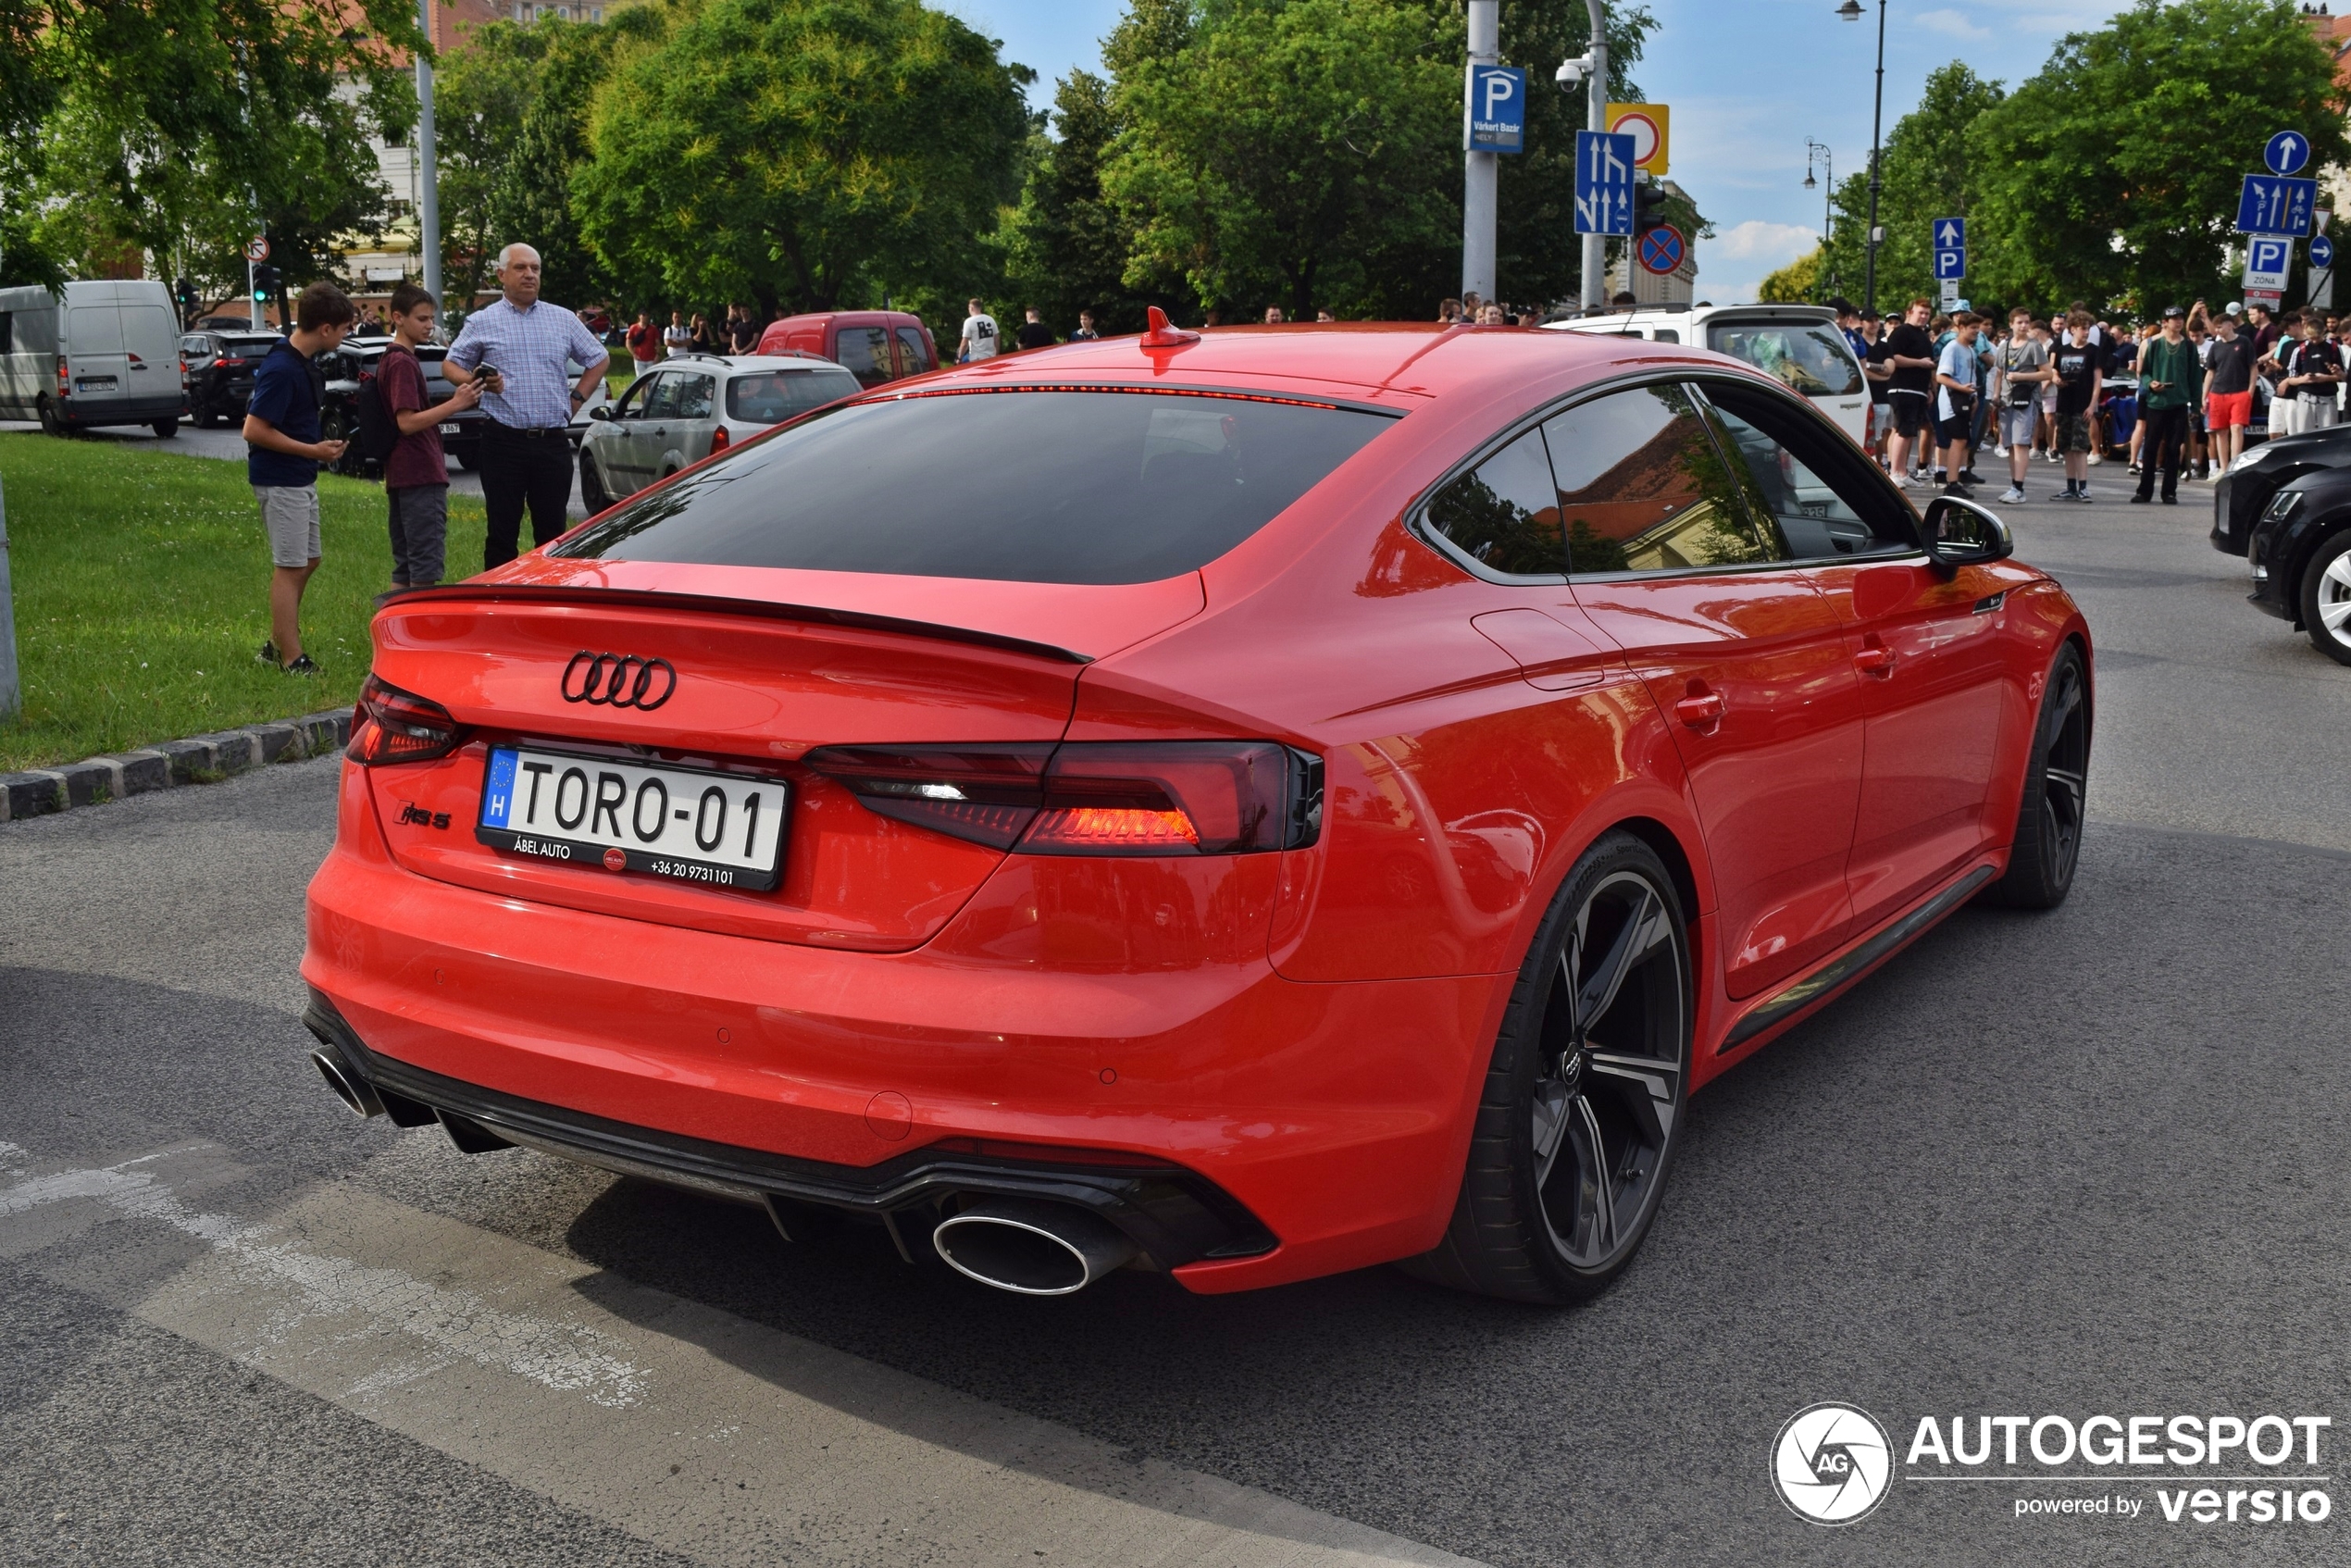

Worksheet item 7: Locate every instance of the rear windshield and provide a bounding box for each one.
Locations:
[1705,321,1862,396]
[727,367,859,423]
[552,388,1393,585]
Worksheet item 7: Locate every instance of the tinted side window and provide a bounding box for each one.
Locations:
[0,313,12,353]
[616,372,660,417]
[834,327,893,385]
[1706,322,1863,396]
[894,326,931,376]
[726,368,858,423]
[1698,381,1916,560]
[1424,428,1564,576]
[1544,383,1778,574]
[642,374,685,418]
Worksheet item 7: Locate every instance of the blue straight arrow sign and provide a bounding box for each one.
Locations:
[1932,216,1965,249]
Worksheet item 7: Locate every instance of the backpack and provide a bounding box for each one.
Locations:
[354,358,400,467]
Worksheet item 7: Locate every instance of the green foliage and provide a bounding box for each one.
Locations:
[573,0,1033,320]
[0,434,488,771]
[1759,249,1822,304]
[999,70,1178,335]
[1817,63,2003,313]
[1102,0,1459,319]
[0,0,423,292]
[1970,0,2349,312]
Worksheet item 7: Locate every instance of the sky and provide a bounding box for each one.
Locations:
[946,0,2138,305]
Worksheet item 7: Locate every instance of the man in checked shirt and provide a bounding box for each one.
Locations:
[442,243,611,568]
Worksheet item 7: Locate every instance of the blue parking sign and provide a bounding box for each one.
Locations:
[1467,66,1525,154]
[1574,131,1636,236]
[1933,248,1966,280]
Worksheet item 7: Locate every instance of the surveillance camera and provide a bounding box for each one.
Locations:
[1556,59,1586,87]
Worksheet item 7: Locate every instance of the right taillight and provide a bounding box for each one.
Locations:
[347,674,465,765]
[802,741,1322,855]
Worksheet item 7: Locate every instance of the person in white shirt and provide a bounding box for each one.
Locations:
[1933,312,1984,498]
[959,299,1000,362]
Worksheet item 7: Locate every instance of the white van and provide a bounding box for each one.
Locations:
[0,280,187,438]
[1546,304,1871,445]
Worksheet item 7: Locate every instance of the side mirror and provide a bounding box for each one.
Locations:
[1920,494,2014,575]
[588,404,612,421]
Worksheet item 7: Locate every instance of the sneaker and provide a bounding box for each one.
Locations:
[2129,492,2151,504]
[284,654,322,675]
[2000,486,2026,503]
[1994,444,2009,457]
[1941,483,1971,500]
[2127,462,2142,474]
[2087,452,2104,465]
[256,640,280,667]
[1960,468,1984,485]
[1893,473,1919,490]
[2160,494,2178,504]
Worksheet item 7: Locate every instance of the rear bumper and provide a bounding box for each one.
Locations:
[302,802,1507,1293]
[59,393,183,426]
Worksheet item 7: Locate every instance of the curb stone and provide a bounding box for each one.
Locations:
[0,708,352,823]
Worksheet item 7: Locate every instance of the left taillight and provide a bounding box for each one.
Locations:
[347,674,465,765]
[802,740,1322,856]
[708,424,731,454]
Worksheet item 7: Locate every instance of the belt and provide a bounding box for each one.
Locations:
[490,420,570,437]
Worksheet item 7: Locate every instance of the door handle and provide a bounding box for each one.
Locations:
[1673,691,1725,728]
[1854,645,1895,678]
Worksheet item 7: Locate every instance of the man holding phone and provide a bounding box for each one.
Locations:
[443,242,610,568]
[2132,305,2197,504]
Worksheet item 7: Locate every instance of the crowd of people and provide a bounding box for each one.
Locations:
[1832,293,2337,505]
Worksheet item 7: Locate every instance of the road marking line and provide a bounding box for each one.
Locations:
[1,1139,1484,1567]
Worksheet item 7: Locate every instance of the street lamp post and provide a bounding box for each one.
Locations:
[1838,0,1885,316]
[1804,139,1835,301]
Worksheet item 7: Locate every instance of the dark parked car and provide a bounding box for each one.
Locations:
[317,338,489,477]
[2245,465,2351,665]
[180,330,284,429]
[2210,422,2351,554]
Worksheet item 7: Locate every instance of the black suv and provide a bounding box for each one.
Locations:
[180,330,284,429]
[316,337,490,477]
[2209,423,2351,554]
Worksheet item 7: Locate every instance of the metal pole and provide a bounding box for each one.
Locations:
[0,476,19,723]
[416,0,442,307]
[1583,0,1609,314]
[249,258,260,329]
[1462,0,1499,305]
[1862,0,1886,317]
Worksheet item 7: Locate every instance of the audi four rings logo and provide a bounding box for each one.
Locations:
[561,651,678,710]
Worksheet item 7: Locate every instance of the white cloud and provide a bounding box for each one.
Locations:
[1710,219,1824,263]
[1916,7,1991,37]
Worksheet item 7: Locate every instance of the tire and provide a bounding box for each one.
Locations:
[193,407,219,430]
[1399,830,1693,1305]
[2298,530,2351,667]
[578,448,613,516]
[37,396,65,438]
[153,418,179,439]
[1984,642,2090,909]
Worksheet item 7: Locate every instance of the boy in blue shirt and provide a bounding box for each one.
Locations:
[243,281,355,673]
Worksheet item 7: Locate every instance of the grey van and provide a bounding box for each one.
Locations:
[0,280,187,438]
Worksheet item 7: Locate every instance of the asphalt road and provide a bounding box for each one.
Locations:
[4,467,2347,1567]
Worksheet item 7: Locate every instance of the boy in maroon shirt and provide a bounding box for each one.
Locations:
[380,282,482,588]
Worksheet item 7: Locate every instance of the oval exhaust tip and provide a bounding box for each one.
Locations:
[311,1051,382,1118]
[932,1199,1138,1296]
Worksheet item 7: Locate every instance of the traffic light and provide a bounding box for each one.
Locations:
[173,276,195,317]
[1633,179,1670,234]
[252,264,280,302]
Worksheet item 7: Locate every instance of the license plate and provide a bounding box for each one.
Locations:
[77,377,117,392]
[477,745,788,891]
[440,422,460,434]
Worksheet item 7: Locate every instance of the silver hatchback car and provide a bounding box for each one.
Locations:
[578,352,863,514]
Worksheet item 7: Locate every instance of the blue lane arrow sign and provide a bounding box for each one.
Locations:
[2311,234,2335,269]
[2237,175,2319,235]
[1933,216,1965,248]
[1574,130,1637,236]
[2266,130,2311,177]
[1933,247,1966,280]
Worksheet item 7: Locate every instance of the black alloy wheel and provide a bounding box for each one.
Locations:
[1402,830,1692,1304]
[2300,531,2351,666]
[1986,642,2089,908]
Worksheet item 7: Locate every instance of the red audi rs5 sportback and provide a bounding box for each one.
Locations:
[303,315,2092,1303]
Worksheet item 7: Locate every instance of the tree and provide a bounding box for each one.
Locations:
[573,0,1032,321]
[0,0,422,289]
[1969,0,2349,311]
[1816,63,2003,314]
[1103,0,1459,319]
[1759,250,1822,304]
[999,70,1173,335]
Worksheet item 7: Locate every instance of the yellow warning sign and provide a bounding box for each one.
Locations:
[1606,104,1669,175]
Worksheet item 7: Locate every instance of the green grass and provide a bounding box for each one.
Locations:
[0,433,489,772]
